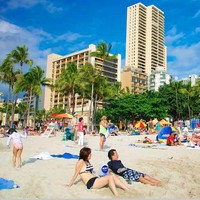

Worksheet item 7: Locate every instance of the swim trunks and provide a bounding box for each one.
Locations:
[122,168,146,182]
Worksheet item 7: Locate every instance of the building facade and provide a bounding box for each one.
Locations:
[125,3,167,76]
[148,67,171,91]
[180,74,200,87]
[44,44,121,112]
[121,66,148,94]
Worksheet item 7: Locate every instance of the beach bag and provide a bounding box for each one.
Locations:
[98,161,109,177]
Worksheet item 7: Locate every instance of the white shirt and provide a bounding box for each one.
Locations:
[7,131,27,145]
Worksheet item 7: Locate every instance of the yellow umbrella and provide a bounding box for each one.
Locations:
[160,119,171,125]
[135,121,147,129]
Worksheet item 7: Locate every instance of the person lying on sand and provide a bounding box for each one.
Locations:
[107,149,160,186]
[66,147,130,196]
[137,136,154,144]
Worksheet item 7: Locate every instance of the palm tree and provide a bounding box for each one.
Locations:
[9,45,33,126]
[14,66,51,126]
[54,62,78,114]
[78,63,102,131]
[10,45,33,73]
[171,81,183,120]
[180,82,195,119]
[0,55,20,125]
[90,41,117,61]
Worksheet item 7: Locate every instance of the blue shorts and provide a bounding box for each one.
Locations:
[86,177,98,189]
[122,169,146,182]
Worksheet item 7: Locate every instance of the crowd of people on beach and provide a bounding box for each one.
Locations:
[2,113,200,196]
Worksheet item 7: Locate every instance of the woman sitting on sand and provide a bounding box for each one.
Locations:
[66,147,130,196]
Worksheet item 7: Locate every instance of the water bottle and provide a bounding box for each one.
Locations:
[98,161,109,177]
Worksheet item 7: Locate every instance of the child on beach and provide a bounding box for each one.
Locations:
[6,128,27,168]
[66,147,130,196]
[107,149,160,186]
[99,116,109,150]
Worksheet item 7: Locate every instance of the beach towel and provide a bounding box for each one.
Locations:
[30,152,54,160]
[51,152,79,159]
[30,152,79,160]
[0,178,19,190]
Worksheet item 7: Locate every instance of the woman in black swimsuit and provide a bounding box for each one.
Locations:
[66,147,130,196]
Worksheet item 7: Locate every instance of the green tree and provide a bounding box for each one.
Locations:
[14,66,51,126]
[78,63,101,131]
[90,41,117,61]
[0,55,20,125]
[54,62,78,114]
[9,45,33,125]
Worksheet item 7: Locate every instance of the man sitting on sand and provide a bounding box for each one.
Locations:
[107,149,160,186]
[166,132,181,146]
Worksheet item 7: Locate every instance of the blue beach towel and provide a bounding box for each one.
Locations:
[0,178,19,190]
[51,152,79,159]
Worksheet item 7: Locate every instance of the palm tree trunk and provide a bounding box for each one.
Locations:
[67,92,71,113]
[188,94,191,119]
[93,94,98,129]
[81,92,85,115]
[72,88,75,114]
[90,82,94,132]
[5,86,11,125]
[27,90,33,127]
[11,94,18,127]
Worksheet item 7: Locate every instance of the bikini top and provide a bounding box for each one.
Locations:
[79,161,94,174]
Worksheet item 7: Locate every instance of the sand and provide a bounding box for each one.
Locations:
[0,132,200,199]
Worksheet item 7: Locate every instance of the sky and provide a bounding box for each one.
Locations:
[0,0,200,90]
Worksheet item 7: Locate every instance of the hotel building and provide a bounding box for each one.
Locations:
[121,66,148,94]
[44,44,121,112]
[125,2,167,76]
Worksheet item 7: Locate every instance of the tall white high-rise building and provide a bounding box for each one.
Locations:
[125,3,167,76]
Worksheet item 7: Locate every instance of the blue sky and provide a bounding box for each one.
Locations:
[0,0,200,83]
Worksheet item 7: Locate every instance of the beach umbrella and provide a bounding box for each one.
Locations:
[157,126,172,141]
[51,113,73,119]
[56,113,73,119]
[160,119,171,125]
[51,113,60,118]
[135,121,147,129]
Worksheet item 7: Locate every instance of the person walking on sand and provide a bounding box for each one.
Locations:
[107,149,160,186]
[6,128,27,168]
[99,116,109,150]
[77,117,84,146]
[66,147,130,196]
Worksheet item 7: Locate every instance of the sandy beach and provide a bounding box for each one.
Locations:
[0,132,200,199]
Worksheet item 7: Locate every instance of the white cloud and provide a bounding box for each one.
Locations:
[0,19,93,71]
[1,0,63,13]
[0,20,49,71]
[56,32,91,43]
[167,42,200,78]
[165,26,184,45]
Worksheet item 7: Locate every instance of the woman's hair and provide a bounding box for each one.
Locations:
[79,117,83,122]
[101,116,107,120]
[108,149,116,160]
[79,147,91,161]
